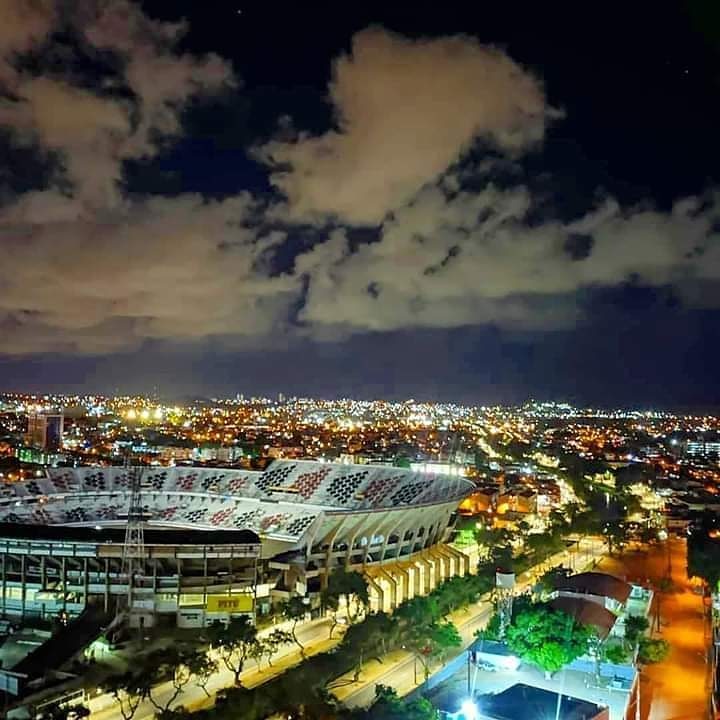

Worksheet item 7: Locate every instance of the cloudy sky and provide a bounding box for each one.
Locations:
[1,0,720,406]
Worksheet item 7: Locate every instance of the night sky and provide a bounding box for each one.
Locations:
[1,0,720,407]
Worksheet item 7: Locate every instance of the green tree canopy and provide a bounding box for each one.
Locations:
[638,637,670,664]
[323,567,370,631]
[282,595,309,658]
[506,604,592,674]
[362,684,438,720]
[205,615,259,686]
[624,614,649,649]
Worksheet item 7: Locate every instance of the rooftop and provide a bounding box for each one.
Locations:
[550,596,618,639]
[477,683,609,720]
[553,572,632,605]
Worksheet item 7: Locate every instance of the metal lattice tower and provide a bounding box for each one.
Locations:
[495,569,516,638]
[497,586,514,637]
[118,463,146,626]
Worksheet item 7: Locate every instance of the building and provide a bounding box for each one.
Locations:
[551,571,653,644]
[684,437,720,458]
[0,460,474,625]
[474,683,609,720]
[24,412,64,452]
[552,571,632,614]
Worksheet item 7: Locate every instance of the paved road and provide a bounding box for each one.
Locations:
[597,538,710,720]
[88,616,341,719]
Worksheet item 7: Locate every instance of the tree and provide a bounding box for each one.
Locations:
[263,628,295,667]
[282,596,309,659]
[37,705,90,720]
[363,684,438,720]
[394,595,441,631]
[206,616,259,686]
[323,567,370,631]
[505,604,592,675]
[603,641,629,665]
[104,670,152,720]
[144,647,197,714]
[475,612,502,641]
[688,513,720,591]
[185,650,218,697]
[624,614,649,649]
[404,620,461,682]
[357,611,397,657]
[537,565,572,595]
[638,637,670,664]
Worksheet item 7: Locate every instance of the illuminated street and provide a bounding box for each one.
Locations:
[597,538,710,720]
[88,617,341,720]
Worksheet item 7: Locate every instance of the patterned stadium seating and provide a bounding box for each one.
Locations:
[0,461,473,542]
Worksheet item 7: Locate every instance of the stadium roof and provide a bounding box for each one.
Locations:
[0,522,260,546]
[0,460,473,543]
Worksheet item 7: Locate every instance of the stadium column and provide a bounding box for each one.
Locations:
[62,557,67,612]
[365,573,385,613]
[345,520,365,571]
[323,517,348,587]
[20,555,26,617]
[378,515,396,564]
[394,564,411,605]
[377,567,398,609]
[83,558,89,611]
[1,554,6,617]
[203,552,209,616]
[176,555,182,618]
[361,511,391,569]
[443,544,470,576]
[104,558,110,613]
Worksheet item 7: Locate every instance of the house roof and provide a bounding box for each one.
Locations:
[476,683,608,720]
[553,571,632,604]
[550,596,617,639]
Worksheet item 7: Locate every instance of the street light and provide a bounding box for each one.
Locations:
[460,699,479,720]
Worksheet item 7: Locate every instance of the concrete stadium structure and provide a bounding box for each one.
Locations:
[0,461,474,625]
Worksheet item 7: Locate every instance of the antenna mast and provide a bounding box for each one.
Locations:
[119,460,147,629]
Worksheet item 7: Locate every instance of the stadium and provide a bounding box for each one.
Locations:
[0,460,474,627]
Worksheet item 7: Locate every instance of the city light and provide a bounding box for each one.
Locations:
[460,698,479,720]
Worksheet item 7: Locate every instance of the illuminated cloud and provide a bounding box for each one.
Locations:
[0,9,719,358]
[0,194,297,353]
[295,182,720,334]
[0,0,55,85]
[260,27,548,225]
[0,0,234,208]
[0,1,293,354]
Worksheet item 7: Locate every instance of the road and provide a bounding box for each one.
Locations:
[88,616,342,719]
[597,537,710,720]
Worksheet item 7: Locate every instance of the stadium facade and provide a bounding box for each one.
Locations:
[0,460,474,626]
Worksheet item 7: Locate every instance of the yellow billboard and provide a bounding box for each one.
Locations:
[206,595,254,613]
